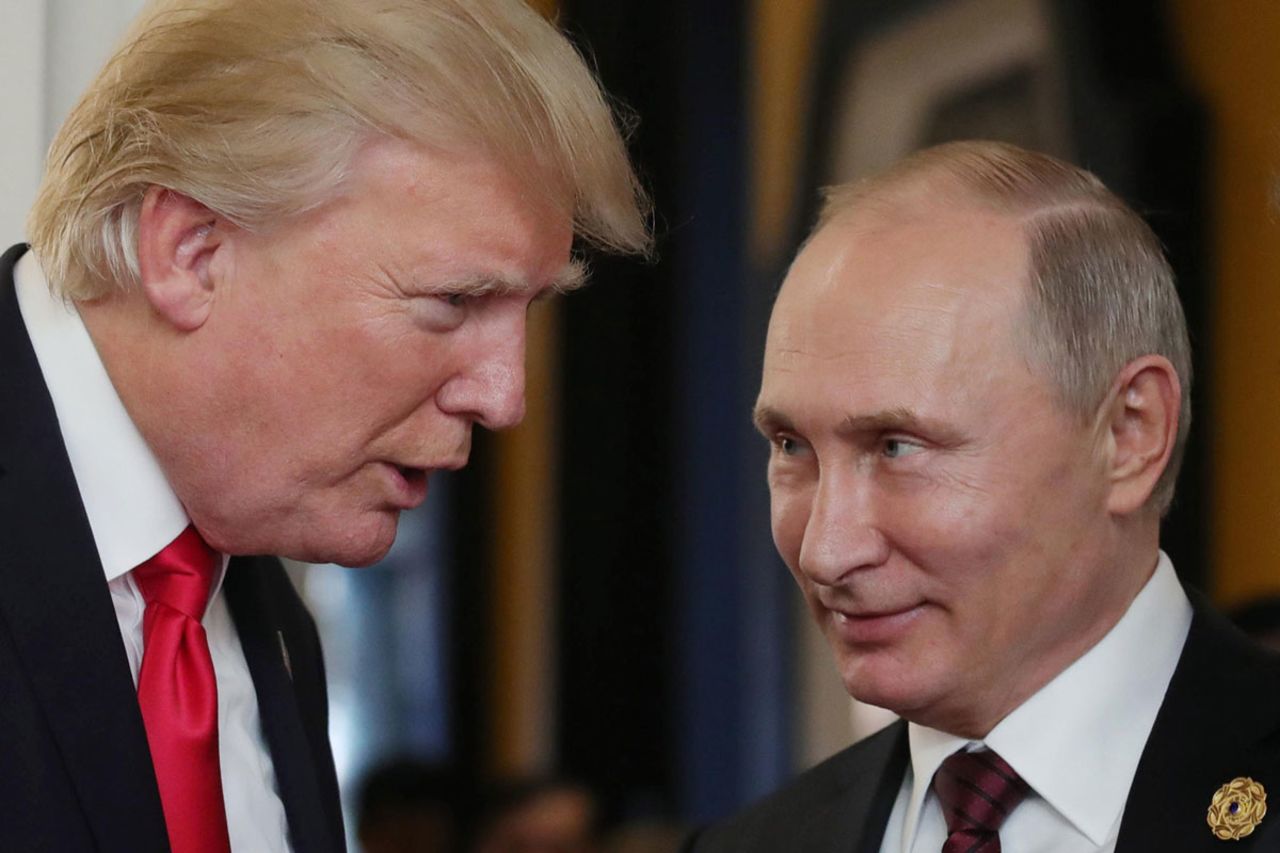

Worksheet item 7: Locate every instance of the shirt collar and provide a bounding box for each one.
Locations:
[901,552,1192,847]
[14,251,224,591]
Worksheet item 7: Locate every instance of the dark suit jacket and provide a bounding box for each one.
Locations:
[0,243,346,852]
[688,593,1280,852]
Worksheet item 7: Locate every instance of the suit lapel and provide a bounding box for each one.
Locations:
[1117,594,1280,851]
[225,559,339,853]
[802,722,908,853]
[0,244,169,849]
[855,728,908,853]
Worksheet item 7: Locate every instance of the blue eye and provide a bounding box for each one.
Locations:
[883,438,924,458]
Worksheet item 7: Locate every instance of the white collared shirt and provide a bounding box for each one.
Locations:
[879,551,1192,853]
[15,251,293,853]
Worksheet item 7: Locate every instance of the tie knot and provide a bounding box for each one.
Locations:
[133,525,219,620]
[934,747,1030,844]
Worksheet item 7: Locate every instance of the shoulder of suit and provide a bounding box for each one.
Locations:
[1186,589,1280,684]
[690,721,906,850]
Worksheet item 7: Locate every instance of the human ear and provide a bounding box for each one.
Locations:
[1101,355,1181,515]
[135,187,222,331]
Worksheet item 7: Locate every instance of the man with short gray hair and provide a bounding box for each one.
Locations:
[0,1,649,851]
[687,141,1280,852]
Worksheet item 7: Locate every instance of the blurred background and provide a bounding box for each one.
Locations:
[6,0,1280,850]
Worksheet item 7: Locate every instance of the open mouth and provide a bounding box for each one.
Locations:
[385,463,429,509]
[396,465,427,487]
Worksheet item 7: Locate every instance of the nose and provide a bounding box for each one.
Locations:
[796,470,890,586]
[436,317,527,430]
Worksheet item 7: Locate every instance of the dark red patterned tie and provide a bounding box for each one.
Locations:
[134,525,232,853]
[933,747,1031,853]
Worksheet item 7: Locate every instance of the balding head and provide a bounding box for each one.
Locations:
[756,140,1185,735]
[812,141,1190,514]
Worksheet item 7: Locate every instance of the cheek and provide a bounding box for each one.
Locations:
[769,485,810,568]
[881,479,1031,610]
[307,315,446,420]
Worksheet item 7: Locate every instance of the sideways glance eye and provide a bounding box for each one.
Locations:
[883,438,924,458]
[774,435,804,456]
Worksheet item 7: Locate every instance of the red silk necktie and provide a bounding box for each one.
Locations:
[933,747,1031,853]
[134,525,232,853]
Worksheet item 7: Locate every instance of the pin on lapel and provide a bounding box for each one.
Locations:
[276,630,293,681]
[1208,777,1267,840]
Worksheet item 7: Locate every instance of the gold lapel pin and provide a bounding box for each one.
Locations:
[1208,777,1267,840]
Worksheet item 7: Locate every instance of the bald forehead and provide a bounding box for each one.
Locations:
[782,199,1032,315]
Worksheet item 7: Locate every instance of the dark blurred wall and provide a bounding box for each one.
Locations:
[554,0,794,826]
[441,0,1280,832]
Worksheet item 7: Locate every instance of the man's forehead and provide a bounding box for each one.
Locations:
[759,204,1037,428]
[776,204,1030,332]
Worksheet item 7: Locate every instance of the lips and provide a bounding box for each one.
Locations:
[384,463,429,509]
[380,450,470,510]
[822,599,927,645]
[397,464,427,487]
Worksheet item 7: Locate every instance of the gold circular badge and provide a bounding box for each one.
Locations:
[1207,777,1267,841]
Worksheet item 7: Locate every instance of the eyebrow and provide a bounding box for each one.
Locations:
[752,404,965,445]
[838,408,931,437]
[436,258,587,300]
[841,408,968,447]
[752,404,792,436]
[551,258,587,293]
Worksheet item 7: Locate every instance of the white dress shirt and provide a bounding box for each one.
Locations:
[15,251,293,853]
[879,551,1192,853]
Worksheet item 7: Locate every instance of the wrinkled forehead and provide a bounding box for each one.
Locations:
[350,133,572,216]
[768,204,1032,359]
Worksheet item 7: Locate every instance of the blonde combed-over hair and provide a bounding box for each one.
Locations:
[817,141,1192,515]
[28,0,652,300]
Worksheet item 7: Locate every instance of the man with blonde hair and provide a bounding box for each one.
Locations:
[687,141,1280,852]
[0,1,649,851]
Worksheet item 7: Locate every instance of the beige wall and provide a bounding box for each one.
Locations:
[0,0,146,243]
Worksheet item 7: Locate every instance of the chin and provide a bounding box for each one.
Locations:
[329,541,395,568]
[844,679,895,712]
[218,509,401,568]
[838,656,930,719]
[295,523,398,568]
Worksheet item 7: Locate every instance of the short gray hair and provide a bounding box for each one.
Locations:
[819,140,1191,514]
[29,0,652,301]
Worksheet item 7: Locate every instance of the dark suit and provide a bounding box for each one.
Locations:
[688,594,1280,852]
[0,243,346,852]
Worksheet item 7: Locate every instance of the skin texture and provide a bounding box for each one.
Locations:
[755,200,1174,738]
[81,137,574,567]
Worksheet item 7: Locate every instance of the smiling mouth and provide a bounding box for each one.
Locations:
[826,602,926,644]
[836,604,920,620]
